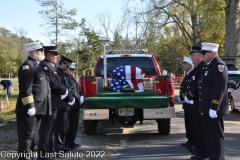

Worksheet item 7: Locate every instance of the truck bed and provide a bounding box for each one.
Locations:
[84,91,169,109]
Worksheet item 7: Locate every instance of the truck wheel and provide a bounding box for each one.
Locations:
[84,120,97,135]
[157,119,170,135]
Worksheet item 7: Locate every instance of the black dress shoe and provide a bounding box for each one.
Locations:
[64,147,73,152]
[191,150,198,156]
[190,155,201,159]
[182,142,189,146]
[189,146,197,152]
[72,143,80,149]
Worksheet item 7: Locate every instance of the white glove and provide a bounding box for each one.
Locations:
[27,107,36,116]
[80,96,84,105]
[61,88,69,100]
[68,97,75,106]
[184,96,194,104]
[178,96,181,103]
[178,96,185,103]
[209,109,218,118]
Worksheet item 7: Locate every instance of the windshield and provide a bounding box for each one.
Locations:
[95,57,157,76]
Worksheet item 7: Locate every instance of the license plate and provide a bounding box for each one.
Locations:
[119,108,134,116]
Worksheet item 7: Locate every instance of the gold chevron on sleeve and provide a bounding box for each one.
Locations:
[21,95,34,105]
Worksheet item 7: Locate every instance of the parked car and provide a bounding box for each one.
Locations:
[230,81,240,112]
[228,70,240,98]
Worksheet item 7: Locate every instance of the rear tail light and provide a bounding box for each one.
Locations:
[167,76,174,107]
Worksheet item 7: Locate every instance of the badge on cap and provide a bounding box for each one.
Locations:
[22,65,29,70]
[218,65,224,72]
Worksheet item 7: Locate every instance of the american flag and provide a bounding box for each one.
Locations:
[109,65,145,92]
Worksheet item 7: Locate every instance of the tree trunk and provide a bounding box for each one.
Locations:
[225,0,240,59]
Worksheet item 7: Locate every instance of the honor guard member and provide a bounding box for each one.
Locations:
[185,46,209,160]
[179,56,195,149]
[16,42,52,160]
[54,55,75,153]
[65,63,84,150]
[38,46,70,159]
[198,42,229,160]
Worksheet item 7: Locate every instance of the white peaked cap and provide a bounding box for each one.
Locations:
[183,56,193,65]
[201,42,219,52]
[24,42,44,52]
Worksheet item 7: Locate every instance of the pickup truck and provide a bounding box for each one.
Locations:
[81,49,175,135]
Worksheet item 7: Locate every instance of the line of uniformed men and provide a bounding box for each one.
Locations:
[15,42,84,160]
[180,42,229,160]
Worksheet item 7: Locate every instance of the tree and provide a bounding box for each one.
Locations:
[224,0,240,59]
[36,0,78,45]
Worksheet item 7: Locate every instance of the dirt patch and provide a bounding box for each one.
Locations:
[0,120,121,160]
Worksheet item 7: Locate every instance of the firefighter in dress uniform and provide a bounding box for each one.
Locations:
[15,42,52,160]
[198,42,229,160]
[38,46,71,159]
[54,55,75,154]
[185,46,209,160]
[65,63,84,150]
[179,56,195,148]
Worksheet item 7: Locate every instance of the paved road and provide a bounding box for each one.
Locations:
[73,89,240,160]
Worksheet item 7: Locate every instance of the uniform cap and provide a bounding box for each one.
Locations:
[182,56,193,65]
[200,42,219,53]
[24,42,44,52]
[60,55,72,64]
[189,46,201,54]
[43,46,58,55]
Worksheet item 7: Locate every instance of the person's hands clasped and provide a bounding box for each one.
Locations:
[68,97,75,106]
[184,96,194,104]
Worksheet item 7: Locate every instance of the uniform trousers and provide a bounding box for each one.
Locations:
[16,114,41,160]
[54,110,70,151]
[38,109,57,159]
[65,108,80,148]
[203,112,225,160]
[184,107,195,145]
[194,111,208,158]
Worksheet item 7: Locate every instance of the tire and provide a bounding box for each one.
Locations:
[84,120,97,135]
[157,119,170,135]
[230,97,238,112]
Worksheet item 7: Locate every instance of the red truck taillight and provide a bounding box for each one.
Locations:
[166,76,175,107]
[154,76,175,107]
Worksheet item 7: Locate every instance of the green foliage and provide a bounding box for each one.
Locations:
[36,0,78,44]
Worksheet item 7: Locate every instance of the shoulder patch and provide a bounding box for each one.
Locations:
[218,65,224,72]
[22,65,29,70]
[43,66,48,70]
